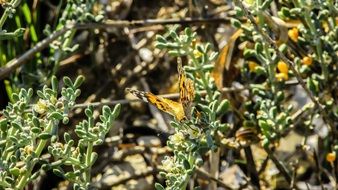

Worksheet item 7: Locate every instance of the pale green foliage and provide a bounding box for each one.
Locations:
[0,76,120,190]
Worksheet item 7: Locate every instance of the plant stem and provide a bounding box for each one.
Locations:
[180,153,196,190]
[298,1,328,81]
[84,141,93,183]
[0,0,22,29]
[187,50,213,102]
[0,9,10,29]
[244,146,260,189]
[256,0,277,93]
[16,120,57,190]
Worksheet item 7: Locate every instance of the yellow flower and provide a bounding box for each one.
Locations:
[191,39,197,48]
[288,28,299,42]
[245,0,254,4]
[248,61,258,72]
[193,49,203,58]
[187,126,201,139]
[277,61,288,74]
[326,152,336,164]
[169,132,185,145]
[33,99,48,114]
[322,21,329,33]
[23,145,33,154]
[275,73,289,81]
[302,56,313,66]
[162,156,175,172]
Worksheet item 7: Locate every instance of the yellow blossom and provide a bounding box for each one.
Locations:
[322,21,329,33]
[326,152,336,164]
[187,126,201,139]
[275,73,289,81]
[302,56,313,66]
[169,132,185,145]
[33,99,48,114]
[193,49,203,58]
[23,145,33,154]
[248,61,258,72]
[277,61,289,74]
[162,156,175,172]
[288,28,299,42]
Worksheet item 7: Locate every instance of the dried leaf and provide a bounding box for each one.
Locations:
[212,29,243,90]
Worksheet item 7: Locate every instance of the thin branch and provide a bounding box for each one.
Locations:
[257,156,269,175]
[0,80,300,116]
[0,17,230,80]
[195,168,233,190]
[290,162,298,189]
[312,149,326,190]
[101,17,231,27]
[234,0,335,134]
[263,146,292,185]
[72,86,246,108]
[72,80,299,109]
[209,148,220,190]
[243,146,260,189]
[0,25,71,80]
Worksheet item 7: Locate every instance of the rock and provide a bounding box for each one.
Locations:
[94,154,153,190]
[137,136,161,147]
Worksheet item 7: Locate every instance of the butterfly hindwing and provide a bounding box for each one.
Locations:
[161,98,185,121]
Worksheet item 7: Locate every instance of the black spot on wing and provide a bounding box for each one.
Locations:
[127,88,149,102]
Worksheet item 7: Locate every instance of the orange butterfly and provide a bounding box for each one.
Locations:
[127,61,195,122]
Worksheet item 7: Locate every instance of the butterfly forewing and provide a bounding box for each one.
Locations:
[127,88,185,121]
[161,98,185,121]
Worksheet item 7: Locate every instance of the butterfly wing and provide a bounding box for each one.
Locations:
[177,61,195,119]
[160,98,185,121]
[127,88,185,121]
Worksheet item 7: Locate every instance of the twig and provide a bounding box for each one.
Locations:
[72,86,246,108]
[257,156,269,175]
[243,146,260,189]
[0,0,21,29]
[72,80,298,109]
[189,0,193,18]
[290,162,298,189]
[102,17,231,27]
[301,145,336,189]
[0,81,300,116]
[0,25,71,80]
[195,168,233,190]
[0,17,230,80]
[209,148,220,190]
[291,102,314,122]
[312,149,325,190]
[263,146,292,185]
[234,0,335,134]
